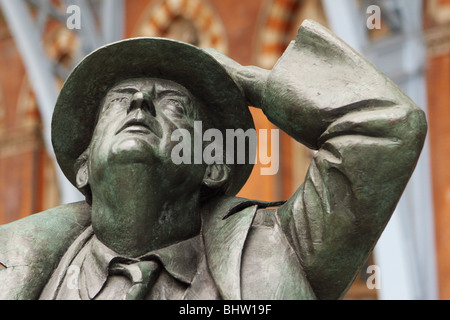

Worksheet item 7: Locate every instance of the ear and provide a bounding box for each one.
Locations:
[202,164,230,190]
[75,155,89,189]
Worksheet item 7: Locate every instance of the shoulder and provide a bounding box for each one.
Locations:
[0,201,91,266]
[0,201,91,299]
[0,201,91,257]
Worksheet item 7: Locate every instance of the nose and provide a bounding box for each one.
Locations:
[128,91,156,117]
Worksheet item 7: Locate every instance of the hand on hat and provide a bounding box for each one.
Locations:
[203,48,269,110]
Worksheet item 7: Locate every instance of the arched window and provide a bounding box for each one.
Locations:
[162,15,200,46]
[134,0,228,53]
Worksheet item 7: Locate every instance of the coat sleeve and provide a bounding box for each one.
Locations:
[267,20,428,300]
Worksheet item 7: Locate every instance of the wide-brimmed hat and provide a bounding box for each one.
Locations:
[51,37,255,196]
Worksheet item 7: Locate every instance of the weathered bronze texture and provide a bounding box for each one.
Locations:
[0,20,427,300]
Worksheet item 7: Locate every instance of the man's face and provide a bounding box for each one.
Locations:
[87,78,205,189]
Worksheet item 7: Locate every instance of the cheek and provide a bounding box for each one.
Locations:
[91,107,126,146]
[89,123,111,159]
[87,116,120,177]
[158,118,206,179]
[158,116,194,153]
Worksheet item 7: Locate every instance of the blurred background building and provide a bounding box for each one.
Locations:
[0,0,448,300]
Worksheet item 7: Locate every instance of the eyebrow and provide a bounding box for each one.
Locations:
[156,89,190,99]
[111,86,140,94]
[111,86,189,98]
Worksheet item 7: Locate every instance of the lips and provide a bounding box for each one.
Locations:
[116,118,162,138]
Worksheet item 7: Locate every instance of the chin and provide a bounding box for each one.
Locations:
[108,136,161,165]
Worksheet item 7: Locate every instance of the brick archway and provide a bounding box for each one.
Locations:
[133,0,228,53]
[256,0,328,68]
[256,0,301,68]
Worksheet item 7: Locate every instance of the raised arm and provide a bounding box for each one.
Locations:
[207,20,427,299]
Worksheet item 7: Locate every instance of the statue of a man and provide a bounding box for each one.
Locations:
[0,20,427,300]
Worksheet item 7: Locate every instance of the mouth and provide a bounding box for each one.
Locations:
[116,119,162,138]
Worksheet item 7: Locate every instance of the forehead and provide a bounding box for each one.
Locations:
[108,78,192,96]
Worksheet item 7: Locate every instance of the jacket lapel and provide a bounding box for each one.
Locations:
[201,196,285,300]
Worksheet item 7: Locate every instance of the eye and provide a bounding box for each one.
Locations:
[161,99,186,118]
[103,96,130,112]
[111,97,130,104]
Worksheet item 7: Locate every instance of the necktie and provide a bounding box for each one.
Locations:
[110,260,161,300]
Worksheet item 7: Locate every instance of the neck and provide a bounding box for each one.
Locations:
[90,165,202,257]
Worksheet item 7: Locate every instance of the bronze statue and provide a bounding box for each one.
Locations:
[0,20,427,300]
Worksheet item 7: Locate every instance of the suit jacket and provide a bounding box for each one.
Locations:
[0,196,317,300]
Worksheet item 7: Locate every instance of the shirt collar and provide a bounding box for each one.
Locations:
[81,233,202,299]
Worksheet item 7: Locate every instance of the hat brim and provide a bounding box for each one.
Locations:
[51,37,255,196]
